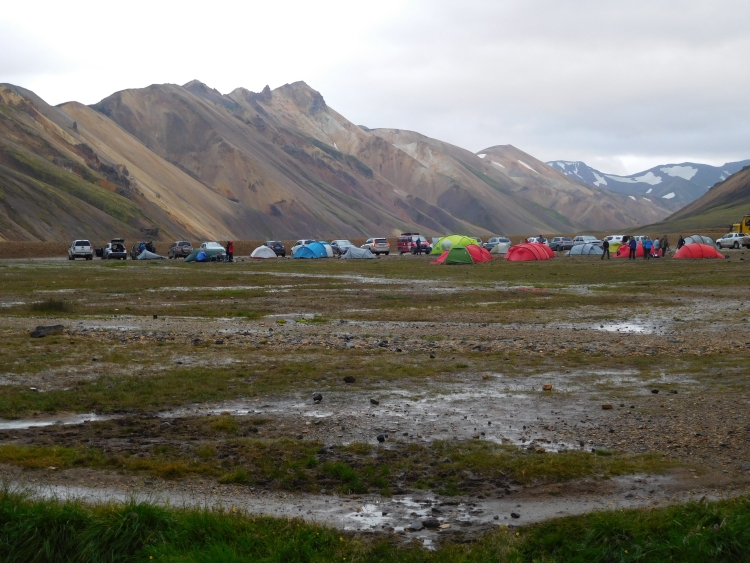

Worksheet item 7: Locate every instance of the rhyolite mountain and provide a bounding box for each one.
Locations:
[548,159,750,210]
[1,79,674,241]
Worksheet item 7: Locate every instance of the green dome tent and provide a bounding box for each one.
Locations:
[430,235,480,255]
[431,246,475,265]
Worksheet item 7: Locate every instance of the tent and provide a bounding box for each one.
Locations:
[251,245,278,259]
[292,241,328,259]
[613,241,659,258]
[674,243,724,259]
[185,247,224,262]
[490,242,510,255]
[341,247,374,259]
[136,250,165,260]
[567,243,603,256]
[318,241,334,258]
[195,251,207,262]
[506,243,554,261]
[432,244,492,265]
[465,244,493,263]
[609,242,623,253]
[684,234,717,247]
[430,235,480,254]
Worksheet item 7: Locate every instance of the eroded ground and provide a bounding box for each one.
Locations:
[0,253,748,543]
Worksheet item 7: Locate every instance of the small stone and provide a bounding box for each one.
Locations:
[343,376,356,384]
[377,434,386,443]
[312,393,323,403]
[542,384,553,391]
[602,403,613,410]
[741,464,750,471]
[482,373,490,380]
[511,512,520,519]
[346,342,355,349]
[670,389,678,394]
[431,507,442,513]
[422,518,440,529]
[407,522,424,531]
[651,389,659,394]
[92,356,98,362]
[30,325,64,338]
[29,387,38,392]
[396,348,402,352]
[370,398,379,405]
[429,354,435,359]
[153,314,158,319]
[159,422,171,430]
[493,515,499,520]
[215,340,224,345]
[439,523,451,529]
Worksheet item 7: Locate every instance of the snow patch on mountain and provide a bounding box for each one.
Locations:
[477,153,486,159]
[491,161,505,169]
[660,165,697,180]
[633,172,662,185]
[662,192,676,199]
[592,172,607,186]
[518,160,538,173]
[646,188,652,194]
[629,196,636,200]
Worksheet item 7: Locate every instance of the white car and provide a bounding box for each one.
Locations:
[717,232,750,249]
[201,242,225,252]
[102,238,127,260]
[604,235,625,244]
[573,235,603,247]
[361,238,390,255]
[68,239,93,260]
[291,239,317,256]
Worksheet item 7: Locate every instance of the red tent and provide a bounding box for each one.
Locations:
[465,244,493,263]
[673,244,724,259]
[506,243,554,261]
[431,250,449,264]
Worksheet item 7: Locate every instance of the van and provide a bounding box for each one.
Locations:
[397,233,430,254]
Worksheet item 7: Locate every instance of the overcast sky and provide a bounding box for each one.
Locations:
[2,0,749,174]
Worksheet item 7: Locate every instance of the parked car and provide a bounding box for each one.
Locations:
[102,238,127,260]
[717,232,750,249]
[263,240,286,257]
[549,236,574,251]
[397,233,430,254]
[330,239,354,256]
[168,241,193,259]
[67,239,93,260]
[291,239,317,256]
[573,235,602,247]
[482,236,511,251]
[199,241,226,261]
[526,236,549,245]
[604,235,625,245]
[361,237,390,255]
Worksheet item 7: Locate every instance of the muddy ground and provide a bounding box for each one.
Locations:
[0,254,748,542]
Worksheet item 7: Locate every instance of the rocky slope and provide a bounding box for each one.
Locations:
[1,80,678,241]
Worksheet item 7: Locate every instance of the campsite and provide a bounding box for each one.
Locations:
[0,239,748,559]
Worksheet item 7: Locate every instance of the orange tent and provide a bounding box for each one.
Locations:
[465,244,493,263]
[673,244,724,259]
[506,243,554,261]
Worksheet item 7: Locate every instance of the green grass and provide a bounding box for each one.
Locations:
[0,490,748,562]
[29,298,74,313]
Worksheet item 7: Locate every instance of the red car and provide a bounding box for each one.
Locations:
[397,233,431,254]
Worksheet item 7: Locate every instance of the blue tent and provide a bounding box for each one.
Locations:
[293,241,327,259]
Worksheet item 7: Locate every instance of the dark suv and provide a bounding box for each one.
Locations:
[397,233,431,254]
[264,241,286,257]
[549,237,574,251]
[168,241,193,259]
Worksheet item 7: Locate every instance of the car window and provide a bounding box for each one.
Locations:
[75,240,91,246]
[375,238,387,243]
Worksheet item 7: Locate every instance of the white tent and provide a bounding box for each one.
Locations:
[136,250,165,260]
[566,243,603,256]
[250,245,278,259]
[341,247,374,259]
[489,243,510,255]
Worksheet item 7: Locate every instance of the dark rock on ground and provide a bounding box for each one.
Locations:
[30,325,64,338]
[343,376,356,383]
[370,398,379,405]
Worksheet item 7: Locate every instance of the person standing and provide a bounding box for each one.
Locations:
[628,236,637,260]
[601,238,610,260]
[653,237,660,257]
[226,240,235,262]
[677,235,685,250]
[660,235,669,257]
[413,236,422,255]
[643,237,653,259]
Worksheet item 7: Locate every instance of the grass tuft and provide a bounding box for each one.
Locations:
[29,298,74,313]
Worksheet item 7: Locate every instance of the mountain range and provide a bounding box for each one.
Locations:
[1,80,678,241]
[548,159,750,210]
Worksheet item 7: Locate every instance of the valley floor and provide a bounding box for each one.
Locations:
[0,252,748,559]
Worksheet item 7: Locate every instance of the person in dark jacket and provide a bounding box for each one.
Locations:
[413,236,422,255]
[226,241,235,262]
[660,235,669,256]
[601,238,610,260]
[628,237,637,260]
[677,235,685,249]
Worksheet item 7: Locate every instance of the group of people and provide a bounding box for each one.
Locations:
[600,235,670,260]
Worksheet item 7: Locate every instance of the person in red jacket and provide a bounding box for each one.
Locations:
[226,240,235,262]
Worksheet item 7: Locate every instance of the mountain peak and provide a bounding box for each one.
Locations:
[273,81,327,114]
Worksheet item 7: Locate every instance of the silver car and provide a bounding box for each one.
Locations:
[68,239,93,260]
[717,232,750,249]
[361,237,390,255]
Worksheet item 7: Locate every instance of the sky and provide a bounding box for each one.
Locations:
[2,0,749,175]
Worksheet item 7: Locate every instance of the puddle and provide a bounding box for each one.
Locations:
[0,413,113,430]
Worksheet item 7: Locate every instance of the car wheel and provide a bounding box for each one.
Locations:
[385,252,389,256]
[733,241,739,249]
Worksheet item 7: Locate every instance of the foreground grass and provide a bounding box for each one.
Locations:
[0,439,678,494]
[0,490,748,562]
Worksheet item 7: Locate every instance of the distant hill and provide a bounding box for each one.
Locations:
[547,159,750,211]
[643,165,750,232]
[0,79,680,241]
